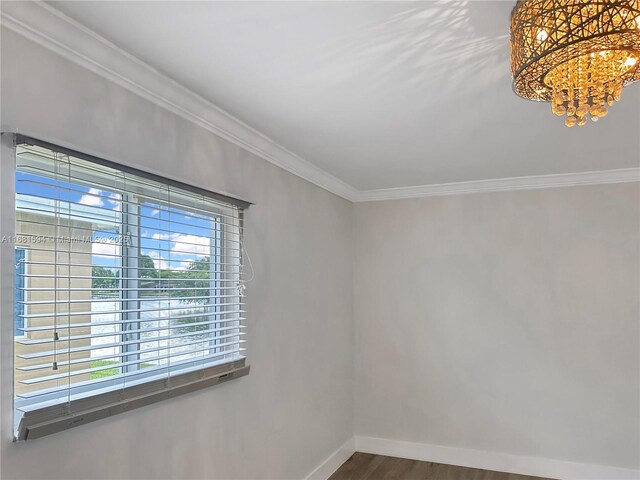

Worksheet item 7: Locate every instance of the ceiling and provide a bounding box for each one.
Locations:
[49,1,640,191]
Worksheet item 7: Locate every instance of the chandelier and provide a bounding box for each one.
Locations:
[510,0,640,127]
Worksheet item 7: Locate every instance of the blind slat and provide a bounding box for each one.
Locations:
[20,339,245,385]
[20,293,242,306]
[16,146,250,210]
[17,322,245,345]
[18,333,246,361]
[20,285,241,292]
[15,249,242,266]
[19,316,246,333]
[16,203,244,232]
[18,327,245,372]
[16,273,241,282]
[16,350,246,401]
[19,302,244,319]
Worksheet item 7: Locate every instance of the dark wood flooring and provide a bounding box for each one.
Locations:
[329,453,555,480]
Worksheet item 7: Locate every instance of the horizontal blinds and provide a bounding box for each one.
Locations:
[13,142,247,423]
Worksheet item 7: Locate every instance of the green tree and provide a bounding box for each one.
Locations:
[92,266,118,293]
[140,254,158,278]
[184,256,210,302]
[159,256,211,302]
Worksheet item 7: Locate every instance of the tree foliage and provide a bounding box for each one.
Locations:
[92,266,118,291]
[140,254,158,278]
[158,256,211,302]
[92,256,213,303]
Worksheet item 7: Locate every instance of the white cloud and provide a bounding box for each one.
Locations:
[92,237,120,258]
[151,209,160,216]
[151,232,171,241]
[107,193,121,211]
[79,188,105,207]
[149,233,210,257]
[169,234,210,256]
[143,251,191,271]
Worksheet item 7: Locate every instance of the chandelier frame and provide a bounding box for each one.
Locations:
[510,0,640,102]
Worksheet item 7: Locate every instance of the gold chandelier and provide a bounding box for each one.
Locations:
[510,0,640,127]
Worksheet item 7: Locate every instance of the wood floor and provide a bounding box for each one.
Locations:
[329,453,555,480]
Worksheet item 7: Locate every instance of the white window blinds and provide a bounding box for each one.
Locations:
[11,136,250,440]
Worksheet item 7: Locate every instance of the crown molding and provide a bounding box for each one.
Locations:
[2,2,638,205]
[353,168,640,202]
[0,1,359,202]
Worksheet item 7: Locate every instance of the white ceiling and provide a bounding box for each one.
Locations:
[50,1,640,191]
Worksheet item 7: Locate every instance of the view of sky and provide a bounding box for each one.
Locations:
[16,170,214,272]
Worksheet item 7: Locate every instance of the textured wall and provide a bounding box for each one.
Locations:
[1,28,354,480]
[353,184,640,470]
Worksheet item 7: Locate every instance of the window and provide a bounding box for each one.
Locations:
[9,135,250,440]
[14,247,26,337]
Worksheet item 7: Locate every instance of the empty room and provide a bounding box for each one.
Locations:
[0,1,638,480]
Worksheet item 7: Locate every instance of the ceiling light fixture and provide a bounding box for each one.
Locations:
[510,0,640,127]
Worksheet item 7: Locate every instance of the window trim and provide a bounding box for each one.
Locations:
[4,133,251,441]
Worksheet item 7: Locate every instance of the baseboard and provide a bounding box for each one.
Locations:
[355,436,640,480]
[305,437,356,480]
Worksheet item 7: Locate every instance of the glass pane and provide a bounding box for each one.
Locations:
[137,200,218,369]
[14,155,123,401]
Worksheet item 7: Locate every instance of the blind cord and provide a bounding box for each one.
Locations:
[237,239,254,297]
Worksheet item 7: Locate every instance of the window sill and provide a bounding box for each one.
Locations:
[16,359,249,441]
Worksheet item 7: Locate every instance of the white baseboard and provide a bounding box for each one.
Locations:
[305,437,356,480]
[355,436,640,480]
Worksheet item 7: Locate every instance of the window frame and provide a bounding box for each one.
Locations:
[2,133,251,441]
[14,247,27,339]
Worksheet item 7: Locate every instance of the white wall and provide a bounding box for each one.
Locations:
[0,29,354,480]
[353,184,640,471]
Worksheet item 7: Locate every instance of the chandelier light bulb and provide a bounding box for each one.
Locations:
[536,29,548,42]
[510,0,640,127]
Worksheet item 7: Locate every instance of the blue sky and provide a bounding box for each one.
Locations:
[17,171,213,272]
